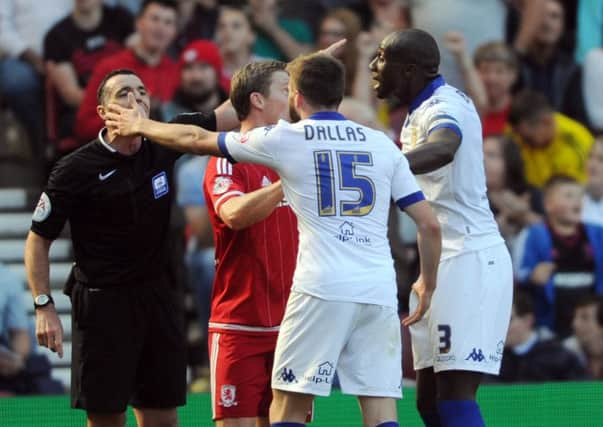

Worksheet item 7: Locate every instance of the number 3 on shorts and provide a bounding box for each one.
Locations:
[437,324,451,354]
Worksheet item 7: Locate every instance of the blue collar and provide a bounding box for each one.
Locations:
[408,75,446,114]
[308,111,347,121]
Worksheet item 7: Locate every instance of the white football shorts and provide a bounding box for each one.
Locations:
[272,290,403,398]
[409,243,513,374]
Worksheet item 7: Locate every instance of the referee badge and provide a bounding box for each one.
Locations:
[32,192,51,222]
[152,171,169,199]
[213,176,232,195]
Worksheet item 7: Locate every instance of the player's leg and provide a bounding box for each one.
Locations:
[408,289,440,426]
[338,304,402,427]
[133,408,178,427]
[432,245,513,427]
[69,283,141,427]
[209,333,277,426]
[270,291,357,425]
[131,287,187,425]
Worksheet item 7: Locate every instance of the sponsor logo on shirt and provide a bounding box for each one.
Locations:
[32,192,51,222]
[219,384,238,407]
[334,221,371,245]
[98,169,117,181]
[152,171,169,199]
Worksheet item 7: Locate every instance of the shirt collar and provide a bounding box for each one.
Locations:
[308,111,347,121]
[408,75,446,115]
[98,128,117,153]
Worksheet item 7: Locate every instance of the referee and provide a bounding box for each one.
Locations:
[24,69,233,427]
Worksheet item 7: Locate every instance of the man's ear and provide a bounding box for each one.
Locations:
[249,92,264,111]
[97,105,106,120]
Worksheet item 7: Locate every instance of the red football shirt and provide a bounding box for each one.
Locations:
[204,157,298,335]
[482,105,510,137]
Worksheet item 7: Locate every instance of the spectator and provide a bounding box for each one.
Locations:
[518,0,586,123]
[316,8,363,97]
[338,97,386,132]
[472,41,519,137]
[584,137,603,225]
[171,0,218,55]
[409,0,547,90]
[162,40,228,120]
[75,0,179,143]
[563,295,603,379]
[0,0,72,162]
[215,5,261,81]
[507,90,593,188]
[582,49,603,132]
[44,0,134,147]
[483,135,543,245]
[104,0,143,16]
[496,289,587,382]
[514,176,603,337]
[0,262,63,395]
[249,0,313,61]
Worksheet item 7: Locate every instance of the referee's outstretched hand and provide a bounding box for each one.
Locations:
[35,305,64,358]
[402,278,433,327]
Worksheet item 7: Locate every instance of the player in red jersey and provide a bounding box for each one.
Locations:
[203,60,298,427]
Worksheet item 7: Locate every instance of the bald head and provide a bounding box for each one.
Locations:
[382,29,440,76]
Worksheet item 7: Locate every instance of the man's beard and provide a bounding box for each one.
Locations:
[178,85,217,108]
[289,103,301,123]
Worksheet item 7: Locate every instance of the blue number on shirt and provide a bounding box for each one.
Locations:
[314,151,375,216]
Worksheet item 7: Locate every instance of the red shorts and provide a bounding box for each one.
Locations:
[209,331,277,420]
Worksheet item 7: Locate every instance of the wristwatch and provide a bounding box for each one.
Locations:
[33,294,54,310]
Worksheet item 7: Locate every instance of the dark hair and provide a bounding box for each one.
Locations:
[513,289,535,317]
[574,295,603,326]
[508,89,553,126]
[491,135,529,194]
[96,69,139,104]
[230,60,286,121]
[542,175,581,198]
[139,0,178,17]
[286,53,345,109]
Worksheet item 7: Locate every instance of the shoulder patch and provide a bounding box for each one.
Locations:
[32,192,51,222]
[213,176,233,195]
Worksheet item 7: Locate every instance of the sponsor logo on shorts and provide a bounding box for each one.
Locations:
[279,367,298,384]
[489,340,505,363]
[465,348,486,362]
[305,361,334,384]
[436,354,456,363]
[219,384,238,407]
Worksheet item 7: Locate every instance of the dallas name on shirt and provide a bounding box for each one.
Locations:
[304,125,367,142]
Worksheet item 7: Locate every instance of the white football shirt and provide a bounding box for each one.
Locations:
[219,112,424,308]
[400,76,503,259]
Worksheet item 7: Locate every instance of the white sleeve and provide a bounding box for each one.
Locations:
[0,1,28,57]
[217,124,281,170]
[391,153,425,210]
[422,98,463,140]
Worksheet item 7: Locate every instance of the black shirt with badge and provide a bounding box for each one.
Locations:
[30,113,216,288]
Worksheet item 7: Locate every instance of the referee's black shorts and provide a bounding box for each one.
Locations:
[70,281,187,413]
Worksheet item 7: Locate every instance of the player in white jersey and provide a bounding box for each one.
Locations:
[106,54,443,427]
[369,29,513,427]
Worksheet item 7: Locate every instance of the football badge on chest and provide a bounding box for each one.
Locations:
[152,171,169,199]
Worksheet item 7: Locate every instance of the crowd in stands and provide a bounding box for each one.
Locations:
[1,0,603,394]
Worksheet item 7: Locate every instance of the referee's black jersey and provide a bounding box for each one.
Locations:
[30,112,217,287]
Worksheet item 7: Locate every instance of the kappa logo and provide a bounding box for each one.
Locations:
[465,348,486,362]
[279,368,298,383]
[219,384,238,407]
[98,169,117,181]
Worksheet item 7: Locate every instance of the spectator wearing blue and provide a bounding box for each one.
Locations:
[0,262,62,395]
[514,175,603,337]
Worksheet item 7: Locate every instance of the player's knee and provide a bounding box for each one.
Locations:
[269,390,312,422]
[87,411,126,427]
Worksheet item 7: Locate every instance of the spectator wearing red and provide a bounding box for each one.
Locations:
[75,0,179,143]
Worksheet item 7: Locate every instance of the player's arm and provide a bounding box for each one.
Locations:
[219,181,284,230]
[401,200,442,326]
[106,94,223,157]
[405,127,461,175]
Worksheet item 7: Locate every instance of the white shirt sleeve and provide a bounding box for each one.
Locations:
[391,152,425,210]
[422,98,463,140]
[218,123,282,170]
[0,0,28,57]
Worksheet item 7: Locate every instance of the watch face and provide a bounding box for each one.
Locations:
[35,294,50,305]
